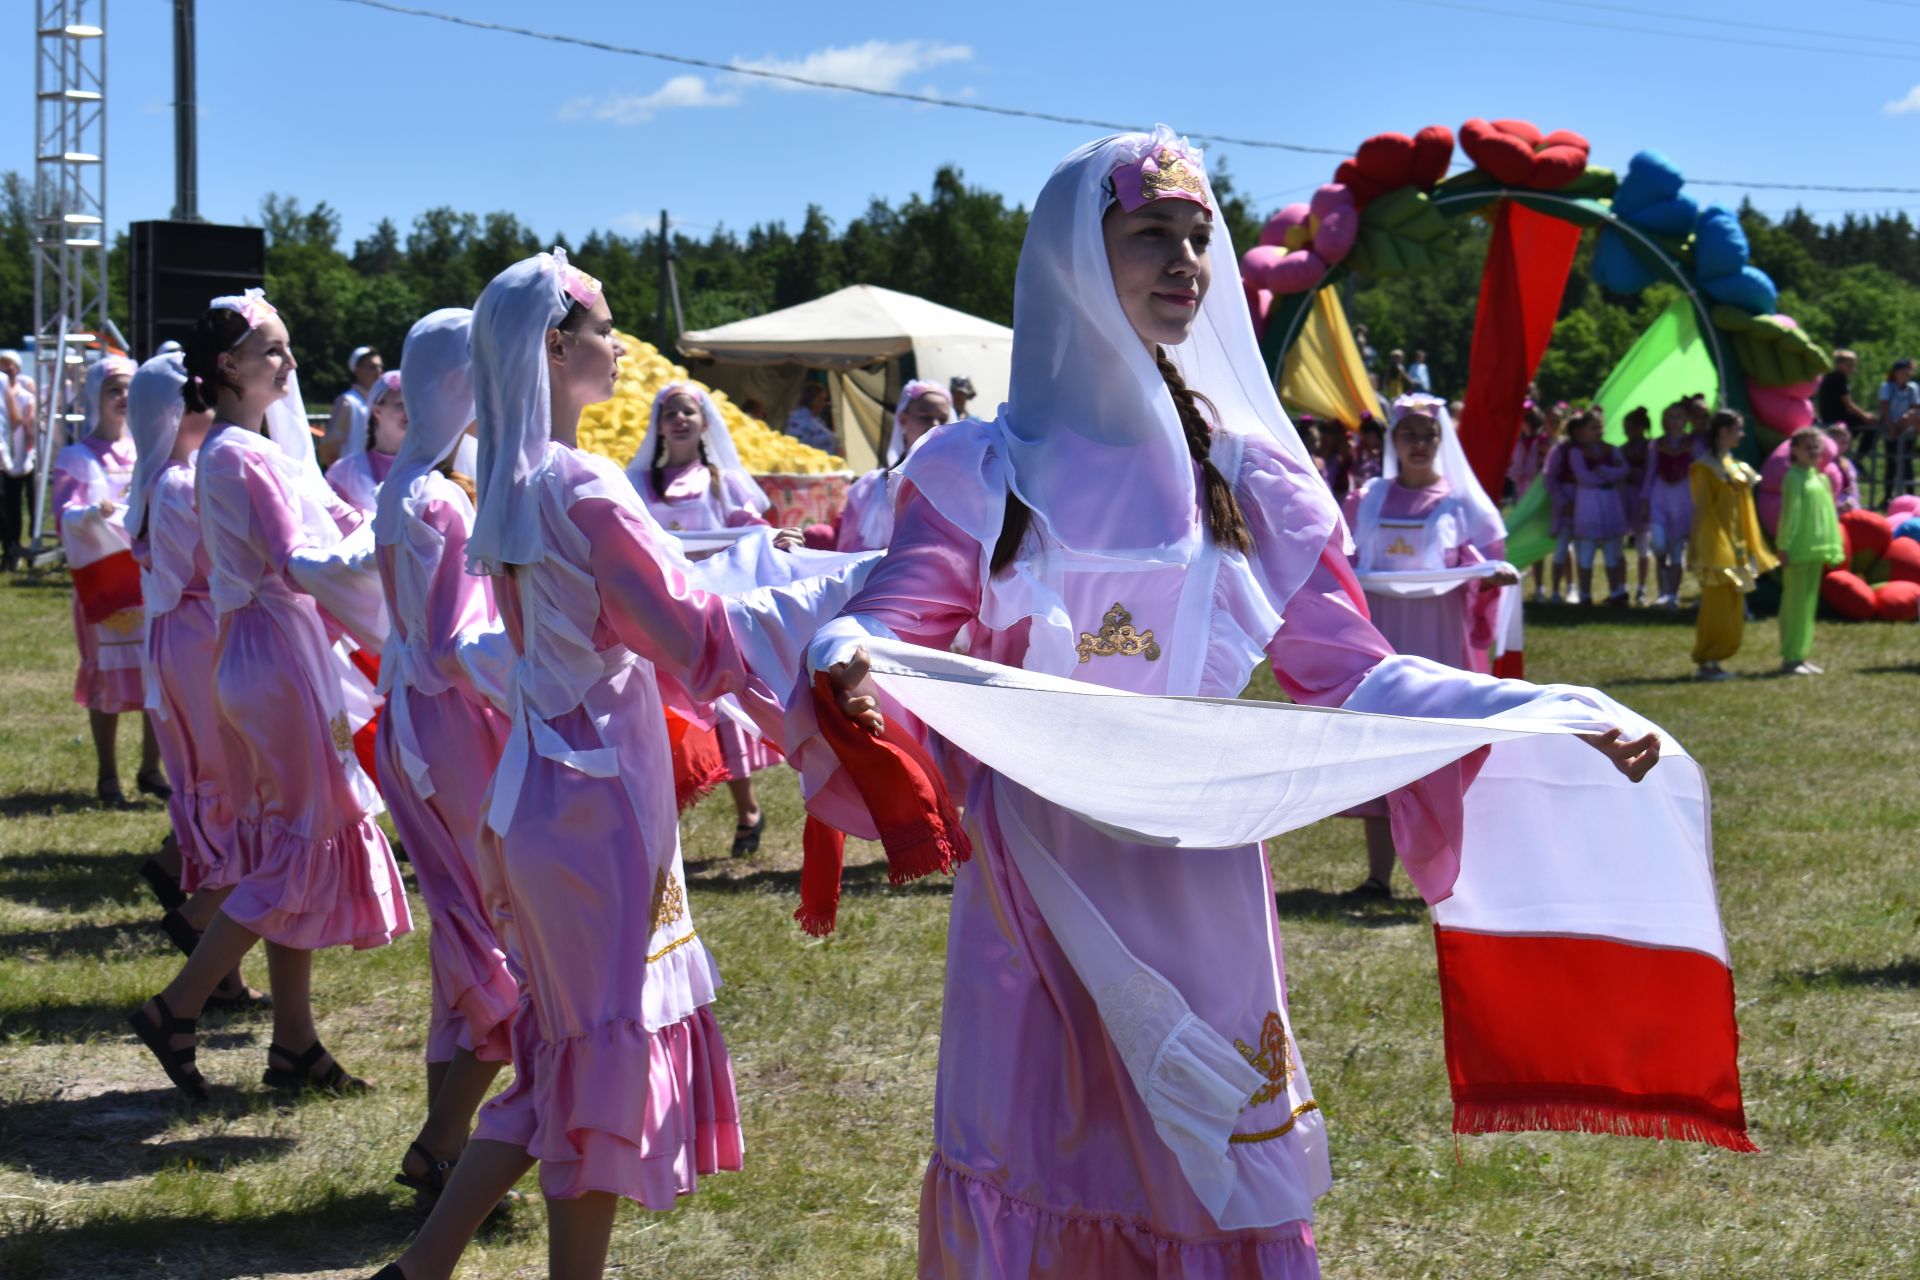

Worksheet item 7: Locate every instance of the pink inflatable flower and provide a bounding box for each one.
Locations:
[1241,184,1358,295]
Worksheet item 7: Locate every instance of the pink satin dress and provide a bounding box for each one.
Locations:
[135,461,238,891]
[470,444,771,1204]
[52,435,144,712]
[1347,478,1502,674]
[374,472,517,1065]
[196,422,411,950]
[324,447,396,514]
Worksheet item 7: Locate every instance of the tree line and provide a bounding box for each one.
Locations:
[3,164,1918,405]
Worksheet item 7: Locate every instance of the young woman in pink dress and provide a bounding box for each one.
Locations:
[626,381,799,855]
[127,291,411,1101]
[370,251,780,1280]
[327,370,405,513]
[125,352,266,1008]
[804,128,1662,1280]
[835,379,953,553]
[368,307,520,1205]
[52,354,165,803]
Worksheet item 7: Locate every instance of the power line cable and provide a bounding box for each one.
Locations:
[332,0,1920,199]
[1393,0,1920,60]
[1535,0,1920,51]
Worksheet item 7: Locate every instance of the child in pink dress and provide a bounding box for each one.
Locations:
[836,379,953,552]
[1566,410,1631,605]
[369,308,521,1206]
[128,291,410,1102]
[373,251,780,1280]
[802,129,1667,1280]
[52,354,165,802]
[326,370,404,513]
[125,352,265,1008]
[1644,401,1696,608]
[1620,407,1654,604]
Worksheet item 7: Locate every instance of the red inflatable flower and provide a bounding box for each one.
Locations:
[1333,125,1454,209]
[1459,119,1590,190]
[1819,509,1920,622]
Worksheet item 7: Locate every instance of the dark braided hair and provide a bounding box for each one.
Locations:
[180,307,253,416]
[989,346,1252,573]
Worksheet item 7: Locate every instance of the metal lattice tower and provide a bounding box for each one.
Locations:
[29,1,108,554]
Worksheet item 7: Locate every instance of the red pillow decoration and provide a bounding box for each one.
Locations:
[1334,125,1455,209]
[1459,119,1591,190]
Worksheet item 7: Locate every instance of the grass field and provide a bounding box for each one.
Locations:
[1,567,1916,1280]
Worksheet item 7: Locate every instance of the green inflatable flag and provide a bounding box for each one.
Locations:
[1597,293,1721,443]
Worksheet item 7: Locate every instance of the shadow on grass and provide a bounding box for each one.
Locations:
[0,1084,296,1183]
[0,918,157,960]
[0,849,161,913]
[1857,663,1920,676]
[0,996,265,1045]
[1271,886,1427,928]
[0,1187,426,1280]
[686,853,956,902]
[1779,958,1920,989]
[1526,601,1696,629]
[0,789,145,819]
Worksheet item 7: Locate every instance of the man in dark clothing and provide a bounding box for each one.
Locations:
[1816,349,1873,430]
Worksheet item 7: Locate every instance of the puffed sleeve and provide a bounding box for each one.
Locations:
[413,494,497,694]
[237,448,310,572]
[809,485,982,672]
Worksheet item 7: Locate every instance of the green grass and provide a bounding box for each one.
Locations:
[1,570,1916,1279]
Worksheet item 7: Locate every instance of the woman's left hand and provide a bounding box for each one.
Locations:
[773,526,805,550]
[1488,566,1522,587]
[1579,727,1661,782]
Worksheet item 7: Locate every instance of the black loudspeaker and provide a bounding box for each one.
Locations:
[128,221,266,359]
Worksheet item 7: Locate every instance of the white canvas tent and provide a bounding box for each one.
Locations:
[678,284,1012,472]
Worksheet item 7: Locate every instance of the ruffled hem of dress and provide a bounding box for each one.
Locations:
[174,785,241,894]
[472,1003,742,1205]
[221,812,412,950]
[73,662,143,714]
[427,903,519,1063]
[918,1154,1319,1280]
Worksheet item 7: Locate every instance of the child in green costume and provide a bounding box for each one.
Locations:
[1777,427,1846,676]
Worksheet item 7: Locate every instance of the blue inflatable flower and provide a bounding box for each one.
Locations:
[1593,150,1697,295]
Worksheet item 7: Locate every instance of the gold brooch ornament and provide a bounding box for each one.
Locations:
[1076,603,1161,664]
[1385,535,1417,557]
[1235,1010,1296,1107]
[650,868,686,932]
[329,712,354,754]
[1141,148,1205,201]
[99,608,143,636]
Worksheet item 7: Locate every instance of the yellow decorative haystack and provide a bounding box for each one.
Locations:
[575,330,846,475]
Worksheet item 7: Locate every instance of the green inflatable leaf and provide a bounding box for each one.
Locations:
[1347,187,1459,278]
[1557,165,1618,201]
[1712,305,1830,387]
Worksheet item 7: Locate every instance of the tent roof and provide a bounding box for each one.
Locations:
[678,284,1012,367]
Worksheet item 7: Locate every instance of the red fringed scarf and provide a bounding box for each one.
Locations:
[795,672,971,936]
[665,708,728,814]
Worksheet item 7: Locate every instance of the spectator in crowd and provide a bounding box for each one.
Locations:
[948,374,976,419]
[785,382,837,453]
[1407,349,1432,394]
[1816,349,1873,434]
[739,397,768,422]
[1875,357,1920,499]
[1352,414,1385,488]
[322,345,383,469]
[1383,349,1411,399]
[0,351,37,571]
[1826,425,1862,512]
[1353,322,1377,372]
[1312,418,1353,501]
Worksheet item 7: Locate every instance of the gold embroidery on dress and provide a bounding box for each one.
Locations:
[1229,1100,1320,1144]
[98,608,143,636]
[1075,603,1161,664]
[650,868,686,932]
[1235,1010,1296,1107]
[1385,536,1417,557]
[647,930,699,963]
[1141,148,1205,201]
[329,712,354,754]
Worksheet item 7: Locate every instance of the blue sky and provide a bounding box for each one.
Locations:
[16,0,1920,250]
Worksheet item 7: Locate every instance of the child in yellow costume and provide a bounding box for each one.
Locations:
[1776,426,1846,676]
[1689,410,1776,681]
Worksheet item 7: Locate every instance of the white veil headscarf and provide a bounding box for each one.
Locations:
[999,125,1322,559]
[1378,392,1506,549]
[208,288,319,473]
[626,381,771,512]
[124,352,189,538]
[887,379,950,467]
[80,354,138,439]
[468,247,601,575]
[374,308,473,547]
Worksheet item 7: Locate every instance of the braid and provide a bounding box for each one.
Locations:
[700,436,720,490]
[649,426,668,499]
[1154,346,1252,555]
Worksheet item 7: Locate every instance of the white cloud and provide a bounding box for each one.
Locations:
[1885,84,1920,115]
[730,39,972,94]
[610,211,654,234]
[562,74,743,125]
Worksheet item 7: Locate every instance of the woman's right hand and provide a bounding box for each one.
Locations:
[828,645,884,736]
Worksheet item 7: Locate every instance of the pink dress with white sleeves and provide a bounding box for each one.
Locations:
[1345,477,1503,673]
[633,459,779,780]
[136,461,239,891]
[469,444,767,1204]
[802,426,1479,1279]
[196,422,411,950]
[52,435,144,712]
[374,472,517,1065]
[1569,445,1631,541]
[324,448,395,514]
[834,468,893,551]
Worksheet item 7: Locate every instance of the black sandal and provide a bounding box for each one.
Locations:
[127,994,209,1101]
[730,813,765,857]
[135,767,173,801]
[206,972,272,1013]
[96,778,129,808]
[138,857,187,913]
[158,907,201,958]
[262,1040,371,1096]
[367,1267,408,1280]
[1343,876,1394,902]
[393,1140,453,1199]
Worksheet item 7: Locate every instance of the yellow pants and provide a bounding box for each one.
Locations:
[1692,583,1746,664]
